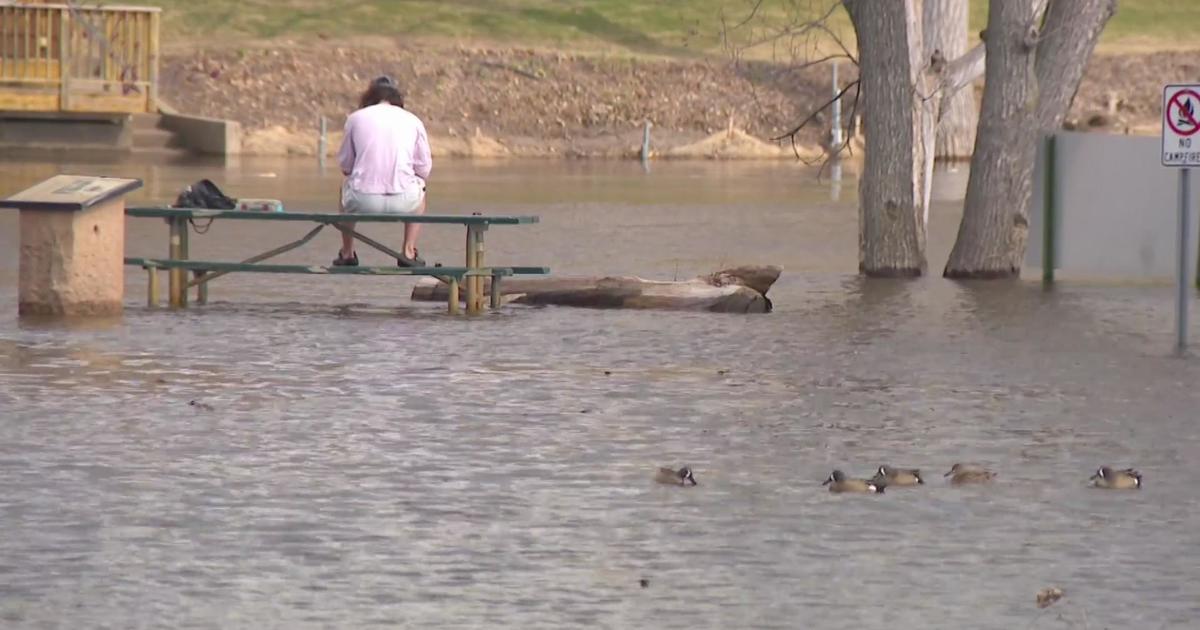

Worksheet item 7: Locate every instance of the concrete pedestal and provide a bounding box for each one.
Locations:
[1,175,142,317]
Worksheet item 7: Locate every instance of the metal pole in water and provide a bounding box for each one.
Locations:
[831,62,842,150]
[1177,167,1191,356]
[829,61,843,202]
[1042,135,1057,286]
[641,120,652,169]
[318,115,328,169]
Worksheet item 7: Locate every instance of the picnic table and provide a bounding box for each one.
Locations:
[123,207,549,314]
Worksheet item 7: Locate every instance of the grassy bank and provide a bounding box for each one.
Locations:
[144,0,1200,55]
[150,0,773,55]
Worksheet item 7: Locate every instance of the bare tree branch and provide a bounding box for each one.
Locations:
[786,52,856,72]
[810,20,857,65]
[720,0,860,175]
[815,81,862,179]
[841,79,861,158]
[723,1,857,66]
[732,0,767,31]
[937,43,985,98]
[771,79,859,142]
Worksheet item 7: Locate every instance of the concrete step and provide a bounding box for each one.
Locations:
[129,145,193,159]
[131,113,164,131]
[132,127,183,150]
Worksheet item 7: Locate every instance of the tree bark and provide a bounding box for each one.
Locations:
[410,266,782,314]
[1033,0,1117,129]
[945,0,1040,278]
[945,0,1116,278]
[845,0,930,276]
[924,0,978,162]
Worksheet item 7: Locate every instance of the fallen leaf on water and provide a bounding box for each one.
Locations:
[1036,587,1064,609]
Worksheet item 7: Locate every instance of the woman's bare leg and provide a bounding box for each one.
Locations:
[402,194,426,259]
[340,224,356,258]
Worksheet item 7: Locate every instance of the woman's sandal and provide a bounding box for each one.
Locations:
[397,249,426,268]
[332,251,359,267]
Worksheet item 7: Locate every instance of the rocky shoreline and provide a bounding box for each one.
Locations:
[159,40,1194,159]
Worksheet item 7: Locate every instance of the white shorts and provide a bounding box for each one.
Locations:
[341,181,424,214]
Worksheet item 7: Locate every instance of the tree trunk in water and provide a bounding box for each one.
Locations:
[845,0,930,276]
[945,0,1116,278]
[924,0,977,162]
[410,266,782,314]
[944,0,1039,278]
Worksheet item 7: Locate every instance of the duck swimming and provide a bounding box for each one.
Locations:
[655,466,698,486]
[944,463,996,485]
[1089,466,1141,489]
[873,465,924,487]
[823,470,884,493]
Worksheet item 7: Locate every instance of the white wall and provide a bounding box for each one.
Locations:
[1027,131,1199,280]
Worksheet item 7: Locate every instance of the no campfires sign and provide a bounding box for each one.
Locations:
[1162,84,1200,166]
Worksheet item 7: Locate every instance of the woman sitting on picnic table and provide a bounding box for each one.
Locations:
[333,75,432,267]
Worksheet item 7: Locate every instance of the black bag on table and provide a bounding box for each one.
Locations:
[173,179,236,209]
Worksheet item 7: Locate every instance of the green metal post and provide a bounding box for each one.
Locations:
[1042,134,1057,286]
[179,220,190,307]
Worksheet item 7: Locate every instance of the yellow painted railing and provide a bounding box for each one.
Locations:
[0,2,160,114]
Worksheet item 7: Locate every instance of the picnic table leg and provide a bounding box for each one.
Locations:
[180,220,190,307]
[146,266,160,308]
[472,226,487,313]
[193,270,209,305]
[465,225,480,315]
[490,272,502,309]
[167,216,186,308]
[447,276,461,315]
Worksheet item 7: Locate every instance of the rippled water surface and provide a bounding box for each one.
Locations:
[2,155,1199,629]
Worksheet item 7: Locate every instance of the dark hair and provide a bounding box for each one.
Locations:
[359,75,405,109]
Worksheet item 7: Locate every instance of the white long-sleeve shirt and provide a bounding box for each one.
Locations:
[337,103,432,194]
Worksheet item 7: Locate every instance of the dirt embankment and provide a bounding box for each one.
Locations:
[158,41,1196,159]
[159,41,837,160]
[1068,51,1200,134]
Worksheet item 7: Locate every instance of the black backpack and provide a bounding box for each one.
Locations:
[173,179,236,209]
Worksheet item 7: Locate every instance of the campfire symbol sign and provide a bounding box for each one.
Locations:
[1162,85,1200,167]
[1179,98,1197,131]
[1166,89,1200,138]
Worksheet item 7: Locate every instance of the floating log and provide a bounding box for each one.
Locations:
[411,265,782,313]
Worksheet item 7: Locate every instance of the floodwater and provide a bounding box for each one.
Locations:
[1,153,1199,629]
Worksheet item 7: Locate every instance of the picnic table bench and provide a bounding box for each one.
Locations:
[123,207,549,314]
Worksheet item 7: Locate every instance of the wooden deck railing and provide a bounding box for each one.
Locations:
[0,2,160,114]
